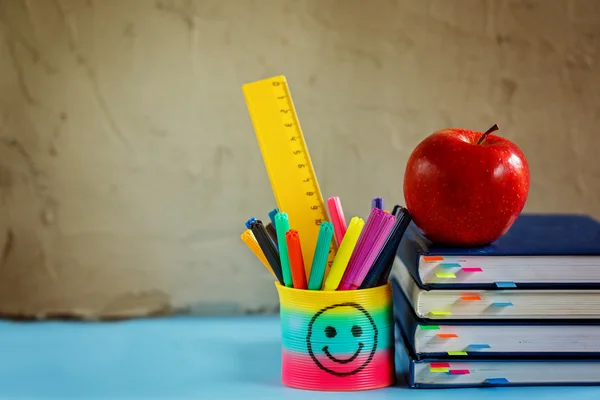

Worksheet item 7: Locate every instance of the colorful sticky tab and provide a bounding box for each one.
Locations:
[439,263,461,268]
[491,301,513,307]
[430,362,450,368]
[467,344,491,349]
[462,267,483,272]
[435,271,456,278]
[437,333,458,338]
[429,311,452,316]
[447,351,468,356]
[420,325,440,330]
[461,295,482,301]
[485,378,509,384]
[449,369,470,375]
[495,281,516,288]
[429,368,449,373]
[423,256,444,262]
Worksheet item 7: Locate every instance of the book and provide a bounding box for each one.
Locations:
[402,353,600,388]
[395,325,600,388]
[392,278,600,358]
[390,255,600,320]
[398,213,600,289]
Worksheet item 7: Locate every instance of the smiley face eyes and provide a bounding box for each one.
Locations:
[325,326,337,338]
[324,325,363,338]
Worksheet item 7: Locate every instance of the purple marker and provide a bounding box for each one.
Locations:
[350,213,396,289]
[372,197,384,210]
[338,208,385,290]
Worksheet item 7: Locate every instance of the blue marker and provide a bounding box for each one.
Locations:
[245,217,257,229]
[268,208,279,229]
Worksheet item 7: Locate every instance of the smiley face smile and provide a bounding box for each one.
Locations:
[323,342,364,364]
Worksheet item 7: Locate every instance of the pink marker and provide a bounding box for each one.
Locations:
[349,213,396,289]
[338,208,384,290]
[327,196,347,246]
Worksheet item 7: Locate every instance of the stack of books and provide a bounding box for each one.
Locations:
[391,213,600,388]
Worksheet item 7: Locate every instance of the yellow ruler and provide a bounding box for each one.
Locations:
[243,75,336,277]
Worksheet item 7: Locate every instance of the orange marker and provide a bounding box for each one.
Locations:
[240,230,275,278]
[286,229,307,289]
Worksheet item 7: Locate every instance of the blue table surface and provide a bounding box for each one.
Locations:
[1,315,600,399]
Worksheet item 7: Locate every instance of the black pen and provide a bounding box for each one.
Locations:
[250,220,284,284]
[377,208,412,285]
[266,222,278,246]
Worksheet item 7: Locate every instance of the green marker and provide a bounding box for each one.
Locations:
[308,222,334,290]
[275,212,293,287]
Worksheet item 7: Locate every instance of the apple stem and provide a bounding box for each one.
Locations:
[477,124,499,145]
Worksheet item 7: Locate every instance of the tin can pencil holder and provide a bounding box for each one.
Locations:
[276,282,395,391]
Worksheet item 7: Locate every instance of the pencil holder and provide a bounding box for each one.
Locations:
[276,282,395,391]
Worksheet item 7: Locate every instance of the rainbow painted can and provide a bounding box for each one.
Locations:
[276,282,395,391]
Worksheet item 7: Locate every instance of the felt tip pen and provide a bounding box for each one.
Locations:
[350,212,396,289]
[286,229,307,290]
[323,217,364,290]
[338,208,385,290]
[275,212,294,287]
[240,230,274,278]
[250,220,284,284]
[308,222,334,290]
[327,196,348,246]
[372,197,384,210]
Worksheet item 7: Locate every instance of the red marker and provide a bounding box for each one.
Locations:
[286,230,307,289]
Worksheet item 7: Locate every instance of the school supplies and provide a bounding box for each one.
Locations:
[268,208,279,229]
[398,214,600,290]
[275,212,294,287]
[338,208,386,290]
[307,222,334,290]
[348,212,396,289]
[372,197,384,210]
[243,196,409,291]
[360,206,412,289]
[326,196,347,246]
[243,76,336,275]
[245,217,257,229]
[401,352,600,388]
[240,230,274,277]
[391,252,600,320]
[286,230,307,289]
[393,279,600,358]
[266,222,278,245]
[393,212,600,390]
[250,220,284,284]
[323,217,365,291]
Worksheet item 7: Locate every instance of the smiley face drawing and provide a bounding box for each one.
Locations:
[306,302,378,377]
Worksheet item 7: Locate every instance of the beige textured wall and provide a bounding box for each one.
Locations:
[0,0,598,318]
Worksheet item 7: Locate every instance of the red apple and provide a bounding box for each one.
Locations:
[403,125,530,246]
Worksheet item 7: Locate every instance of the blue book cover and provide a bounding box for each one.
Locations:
[397,213,600,289]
